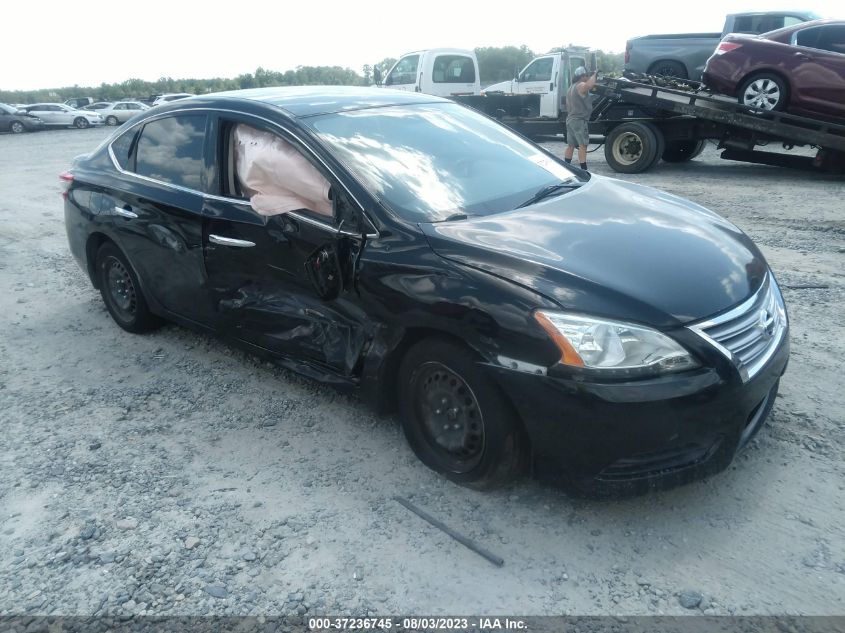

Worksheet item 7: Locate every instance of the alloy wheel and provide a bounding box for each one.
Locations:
[742,79,781,110]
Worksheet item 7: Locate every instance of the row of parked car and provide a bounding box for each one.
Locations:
[0,93,194,134]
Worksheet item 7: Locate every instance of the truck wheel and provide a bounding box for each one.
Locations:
[647,60,687,79]
[604,122,661,173]
[662,140,706,163]
[739,73,787,111]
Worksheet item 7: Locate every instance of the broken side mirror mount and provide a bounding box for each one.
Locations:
[305,244,343,301]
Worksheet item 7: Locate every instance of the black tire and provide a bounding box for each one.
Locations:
[662,139,707,163]
[106,115,118,126]
[10,121,25,134]
[647,60,687,79]
[95,242,163,333]
[604,121,661,173]
[646,122,665,169]
[397,339,527,489]
[738,73,788,111]
[74,117,90,129]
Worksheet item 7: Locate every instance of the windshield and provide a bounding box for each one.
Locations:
[0,103,17,114]
[307,103,579,222]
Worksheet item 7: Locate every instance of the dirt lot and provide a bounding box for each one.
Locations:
[1,127,843,618]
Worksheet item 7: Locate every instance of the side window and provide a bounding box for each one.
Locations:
[385,55,420,86]
[816,25,845,55]
[734,15,785,34]
[110,127,139,170]
[224,122,333,220]
[135,114,207,191]
[432,55,476,83]
[783,16,804,28]
[520,57,553,82]
[796,26,822,49]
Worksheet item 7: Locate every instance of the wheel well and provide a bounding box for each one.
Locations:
[737,69,791,97]
[647,59,688,77]
[374,327,531,452]
[85,232,112,288]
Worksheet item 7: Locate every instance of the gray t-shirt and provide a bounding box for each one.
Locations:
[566,82,593,121]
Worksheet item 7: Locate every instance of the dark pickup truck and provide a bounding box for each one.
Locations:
[624,11,819,79]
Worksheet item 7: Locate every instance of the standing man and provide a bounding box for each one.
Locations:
[564,66,597,171]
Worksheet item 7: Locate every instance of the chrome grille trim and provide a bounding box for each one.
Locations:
[688,273,787,382]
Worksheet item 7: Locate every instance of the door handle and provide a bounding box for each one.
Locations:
[209,234,256,248]
[794,52,812,60]
[114,206,138,219]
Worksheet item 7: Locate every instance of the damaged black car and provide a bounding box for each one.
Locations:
[62,87,789,495]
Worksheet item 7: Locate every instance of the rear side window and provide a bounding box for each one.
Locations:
[816,25,845,55]
[796,26,822,48]
[110,128,138,170]
[135,114,207,191]
[432,55,476,83]
[733,15,787,34]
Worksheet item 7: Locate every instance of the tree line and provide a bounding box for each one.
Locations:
[0,47,623,104]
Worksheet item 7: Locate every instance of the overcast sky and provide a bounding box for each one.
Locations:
[2,0,839,91]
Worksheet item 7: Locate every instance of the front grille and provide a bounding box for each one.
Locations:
[689,274,787,382]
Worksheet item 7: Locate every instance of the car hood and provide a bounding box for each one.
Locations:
[420,176,768,328]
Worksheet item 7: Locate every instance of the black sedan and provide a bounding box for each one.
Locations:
[0,102,45,133]
[62,87,789,495]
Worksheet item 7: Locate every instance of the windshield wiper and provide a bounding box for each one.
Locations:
[516,182,581,209]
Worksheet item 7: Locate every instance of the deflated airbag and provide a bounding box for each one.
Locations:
[234,124,333,218]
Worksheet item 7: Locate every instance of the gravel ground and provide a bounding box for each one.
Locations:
[0,127,843,618]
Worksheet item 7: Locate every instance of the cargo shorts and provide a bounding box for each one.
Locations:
[566,118,589,147]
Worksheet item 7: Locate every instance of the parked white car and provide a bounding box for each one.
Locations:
[99,101,150,126]
[152,93,194,106]
[21,103,104,128]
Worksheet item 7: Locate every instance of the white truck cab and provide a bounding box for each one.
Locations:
[382,49,481,97]
[484,48,596,118]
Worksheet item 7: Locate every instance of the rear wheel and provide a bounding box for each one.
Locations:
[662,139,707,163]
[647,60,687,79]
[10,121,25,134]
[74,117,90,129]
[739,73,787,111]
[105,115,119,126]
[95,242,163,333]
[604,121,662,173]
[397,339,527,489]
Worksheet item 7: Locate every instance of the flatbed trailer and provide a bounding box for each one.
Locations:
[455,77,845,174]
[590,77,845,173]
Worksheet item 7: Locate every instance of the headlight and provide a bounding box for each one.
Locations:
[534,311,699,376]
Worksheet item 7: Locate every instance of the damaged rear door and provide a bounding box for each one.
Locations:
[201,114,372,378]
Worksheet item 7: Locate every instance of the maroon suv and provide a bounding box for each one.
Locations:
[703,19,845,121]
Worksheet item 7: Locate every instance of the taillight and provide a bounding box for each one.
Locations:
[625,41,631,64]
[59,171,74,199]
[714,41,742,55]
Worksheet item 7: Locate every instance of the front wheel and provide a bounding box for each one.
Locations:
[10,121,25,134]
[74,117,90,129]
[604,121,663,173]
[106,115,118,126]
[95,242,163,333]
[397,339,527,489]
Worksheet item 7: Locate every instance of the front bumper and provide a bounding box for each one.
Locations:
[485,332,789,496]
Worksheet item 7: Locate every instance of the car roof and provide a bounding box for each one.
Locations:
[204,85,448,117]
